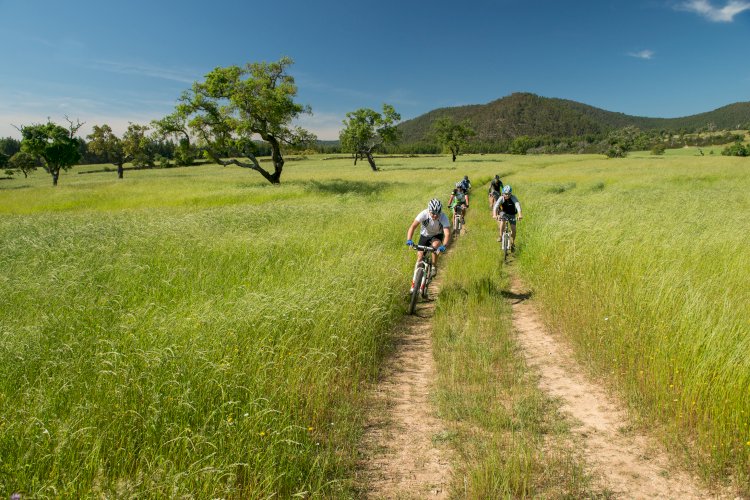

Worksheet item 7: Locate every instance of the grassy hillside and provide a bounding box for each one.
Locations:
[397,92,750,143]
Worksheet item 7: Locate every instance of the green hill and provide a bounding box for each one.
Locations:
[397,92,750,143]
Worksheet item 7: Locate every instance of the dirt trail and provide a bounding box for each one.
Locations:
[358,279,453,499]
[509,274,727,499]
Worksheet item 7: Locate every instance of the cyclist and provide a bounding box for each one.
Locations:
[406,199,451,290]
[493,185,522,251]
[488,174,503,209]
[447,183,470,228]
[459,175,471,193]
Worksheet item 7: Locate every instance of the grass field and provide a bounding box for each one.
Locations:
[509,152,750,489]
[0,157,472,497]
[1,150,748,496]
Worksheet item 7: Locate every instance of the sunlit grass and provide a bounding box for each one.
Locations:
[432,200,595,497]
[0,155,497,497]
[511,154,750,491]
[2,151,748,495]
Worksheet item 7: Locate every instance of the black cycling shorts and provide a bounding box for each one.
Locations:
[418,233,444,247]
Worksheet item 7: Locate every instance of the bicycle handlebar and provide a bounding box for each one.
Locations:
[412,244,438,252]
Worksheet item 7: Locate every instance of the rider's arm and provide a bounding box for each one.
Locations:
[514,197,522,219]
[465,194,470,206]
[442,225,451,249]
[492,198,501,218]
[406,219,420,241]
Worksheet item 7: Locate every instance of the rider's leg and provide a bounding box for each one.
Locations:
[510,222,517,249]
[411,250,425,290]
[497,218,506,241]
[430,239,441,277]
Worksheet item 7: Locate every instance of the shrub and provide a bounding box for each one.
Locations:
[721,142,749,157]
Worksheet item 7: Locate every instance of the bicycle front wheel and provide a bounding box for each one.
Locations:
[409,267,424,314]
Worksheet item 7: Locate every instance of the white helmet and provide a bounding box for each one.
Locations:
[428,199,442,214]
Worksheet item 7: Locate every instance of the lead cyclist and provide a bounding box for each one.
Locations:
[406,198,452,291]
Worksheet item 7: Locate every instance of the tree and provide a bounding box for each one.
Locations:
[166,57,315,184]
[0,152,8,177]
[152,114,196,166]
[6,151,41,178]
[122,123,155,168]
[0,137,21,158]
[721,142,749,157]
[339,104,401,171]
[87,124,128,178]
[509,135,536,155]
[430,117,476,161]
[19,120,82,186]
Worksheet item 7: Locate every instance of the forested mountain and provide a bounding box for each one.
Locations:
[397,93,750,143]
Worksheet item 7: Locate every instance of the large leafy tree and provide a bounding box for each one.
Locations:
[19,120,82,186]
[339,104,401,171]
[165,57,315,184]
[431,117,476,162]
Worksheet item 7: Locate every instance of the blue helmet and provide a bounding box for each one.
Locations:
[502,185,512,194]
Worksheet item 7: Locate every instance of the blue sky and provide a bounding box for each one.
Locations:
[1,0,748,140]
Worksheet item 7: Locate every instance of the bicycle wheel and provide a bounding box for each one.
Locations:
[409,267,424,314]
[503,231,510,260]
[421,266,430,299]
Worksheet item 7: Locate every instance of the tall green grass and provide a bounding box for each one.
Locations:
[431,196,595,497]
[511,154,750,490]
[0,157,494,497]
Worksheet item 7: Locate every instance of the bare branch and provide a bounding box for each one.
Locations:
[64,115,85,138]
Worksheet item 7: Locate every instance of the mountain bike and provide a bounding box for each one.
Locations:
[451,204,464,236]
[498,214,516,262]
[408,245,437,314]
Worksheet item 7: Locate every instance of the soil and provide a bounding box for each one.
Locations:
[509,274,730,499]
[358,277,453,499]
[357,263,731,499]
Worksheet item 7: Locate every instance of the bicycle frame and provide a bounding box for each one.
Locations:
[499,214,516,262]
[409,244,437,314]
[452,205,464,234]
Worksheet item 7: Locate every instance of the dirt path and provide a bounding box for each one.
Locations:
[358,278,453,499]
[509,274,726,499]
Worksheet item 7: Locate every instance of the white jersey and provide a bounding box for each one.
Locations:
[415,209,450,237]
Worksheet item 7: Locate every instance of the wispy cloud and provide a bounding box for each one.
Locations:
[294,111,345,141]
[87,60,198,84]
[676,0,750,22]
[628,49,655,59]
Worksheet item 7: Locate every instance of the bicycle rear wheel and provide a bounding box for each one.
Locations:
[409,267,424,314]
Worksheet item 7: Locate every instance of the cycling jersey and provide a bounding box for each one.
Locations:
[449,190,468,207]
[415,209,451,237]
[494,194,520,216]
